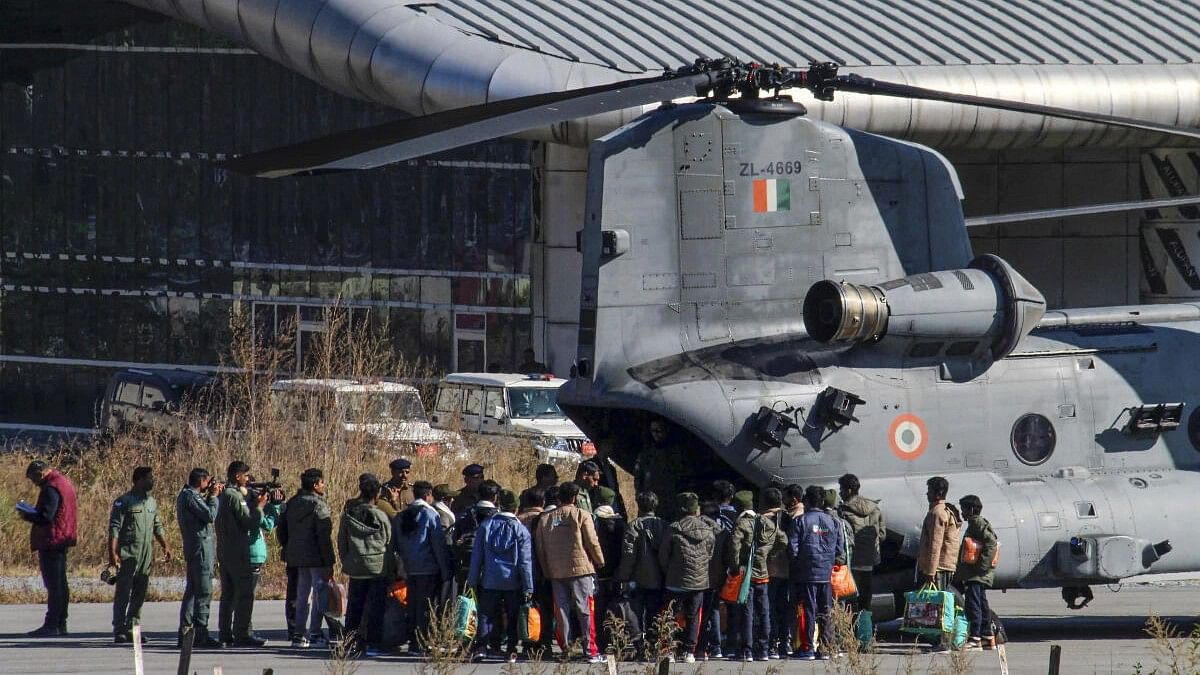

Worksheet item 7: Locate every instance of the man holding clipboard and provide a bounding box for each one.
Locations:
[18,460,78,637]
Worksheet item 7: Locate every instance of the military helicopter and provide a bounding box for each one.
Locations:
[230,58,1200,604]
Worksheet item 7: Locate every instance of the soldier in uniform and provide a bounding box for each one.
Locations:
[176,467,222,648]
[377,457,413,518]
[108,466,171,643]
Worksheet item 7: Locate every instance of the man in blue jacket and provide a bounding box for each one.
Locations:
[394,481,451,656]
[468,489,533,662]
[789,485,844,661]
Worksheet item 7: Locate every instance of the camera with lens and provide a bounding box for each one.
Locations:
[246,467,284,503]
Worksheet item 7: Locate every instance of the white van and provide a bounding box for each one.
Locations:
[270,379,463,456]
[430,373,595,462]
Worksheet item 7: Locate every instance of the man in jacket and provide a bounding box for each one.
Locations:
[535,481,605,663]
[592,486,626,652]
[574,461,602,515]
[615,491,664,651]
[954,495,998,651]
[918,476,961,590]
[453,481,500,589]
[109,466,171,643]
[837,474,885,614]
[394,481,451,655]
[727,489,785,662]
[468,488,533,662]
[765,488,793,659]
[215,461,269,647]
[658,492,716,664]
[517,488,545,531]
[176,468,222,648]
[451,463,485,516]
[338,474,395,656]
[280,468,335,648]
[21,460,77,637]
[789,485,844,661]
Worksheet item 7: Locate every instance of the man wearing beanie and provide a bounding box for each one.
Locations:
[727,489,785,662]
[658,492,717,663]
[468,488,532,662]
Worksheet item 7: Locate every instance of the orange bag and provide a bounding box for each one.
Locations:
[519,603,541,643]
[719,570,745,604]
[963,537,1000,566]
[831,564,858,600]
[389,579,408,606]
[792,603,819,652]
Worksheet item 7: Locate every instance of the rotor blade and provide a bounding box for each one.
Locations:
[832,74,1200,144]
[224,70,721,178]
[965,195,1200,227]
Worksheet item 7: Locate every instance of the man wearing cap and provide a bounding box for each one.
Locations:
[431,484,457,533]
[451,464,486,516]
[659,492,717,663]
[20,460,77,637]
[378,458,413,518]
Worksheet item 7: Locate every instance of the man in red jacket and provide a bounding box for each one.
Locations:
[20,460,78,636]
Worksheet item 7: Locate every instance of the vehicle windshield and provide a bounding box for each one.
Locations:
[508,387,564,419]
[341,391,428,423]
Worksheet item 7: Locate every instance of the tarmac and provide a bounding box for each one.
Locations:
[0,584,1197,674]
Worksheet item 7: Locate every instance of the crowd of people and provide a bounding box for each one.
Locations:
[17,456,1001,662]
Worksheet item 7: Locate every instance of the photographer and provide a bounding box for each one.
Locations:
[176,468,222,648]
[215,461,272,647]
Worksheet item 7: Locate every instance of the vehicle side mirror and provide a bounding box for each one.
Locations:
[491,405,508,421]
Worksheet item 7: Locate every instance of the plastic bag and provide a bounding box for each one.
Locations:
[327,579,348,618]
[963,537,1001,566]
[900,583,956,638]
[831,564,858,600]
[455,589,477,640]
[719,570,744,604]
[389,579,408,606]
[518,602,542,643]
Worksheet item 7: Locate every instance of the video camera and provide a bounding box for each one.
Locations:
[246,467,284,503]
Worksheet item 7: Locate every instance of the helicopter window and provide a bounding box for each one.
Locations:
[946,341,978,357]
[908,342,943,358]
[1188,407,1200,450]
[1011,413,1056,465]
[1075,502,1097,518]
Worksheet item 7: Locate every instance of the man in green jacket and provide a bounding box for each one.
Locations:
[658,492,716,663]
[726,489,786,662]
[281,468,336,648]
[215,461,270,647]
[615,491,665,651]
[338,474,394,656]
[108,466,171,643]
[176,467,222,648]
[955,495,998,651]
[837,473,886,613]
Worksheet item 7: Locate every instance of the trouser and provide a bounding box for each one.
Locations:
[346,577,389,647]
[294,567,329,639]
[793,581,833,655]
[962,581,993,639]
[178,552,213,638]
[219,564,260,641]
[405,574,443,651]
[738,582,771,658]
[593,578,617,651]
[667,589,705,657]
[285,565,298,638]
[477,588,522,655]
[112,557,150,634]
[628,587,664,644]
[39,549,69,630]
[699,589,723,655]
[850,569,873,613]
[551,575,598,658]
[767,579,791,655]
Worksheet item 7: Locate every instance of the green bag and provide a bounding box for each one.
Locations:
[454,589,477,640]
[735,516,762,605]
[854,609,874,649]
[900,583,956,638]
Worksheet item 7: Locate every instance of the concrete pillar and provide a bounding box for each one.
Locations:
[530,142,588,376]
[1140,149,1200,303]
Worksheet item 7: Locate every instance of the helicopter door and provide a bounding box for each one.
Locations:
[675,120,728,346]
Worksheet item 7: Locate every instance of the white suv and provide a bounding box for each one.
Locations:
[271,379,463,455]
[430,373,595,462]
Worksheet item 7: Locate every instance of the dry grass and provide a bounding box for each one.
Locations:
[0,306,600,593]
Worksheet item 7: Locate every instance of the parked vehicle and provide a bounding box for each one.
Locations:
[429,373,596,462]
[98,368,221,441]
[270,378,462,455]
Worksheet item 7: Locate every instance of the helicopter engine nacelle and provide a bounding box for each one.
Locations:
[802,254,1045,362]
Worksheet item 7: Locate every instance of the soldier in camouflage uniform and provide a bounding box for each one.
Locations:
[109,466,171,643]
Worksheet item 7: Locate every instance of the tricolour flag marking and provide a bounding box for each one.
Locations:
[752,179,790,212]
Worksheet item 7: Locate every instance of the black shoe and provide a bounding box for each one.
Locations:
[26,626,62,637]
[197,637,224,649]
[220,635,236,647]
[233,636,267,648]
[114,633,131,644]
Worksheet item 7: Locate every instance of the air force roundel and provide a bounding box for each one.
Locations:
[889,413,928,461]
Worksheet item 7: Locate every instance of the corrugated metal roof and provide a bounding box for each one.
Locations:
[411,0,1200,71]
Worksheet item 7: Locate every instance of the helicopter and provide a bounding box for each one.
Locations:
[229,58,1200,604]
